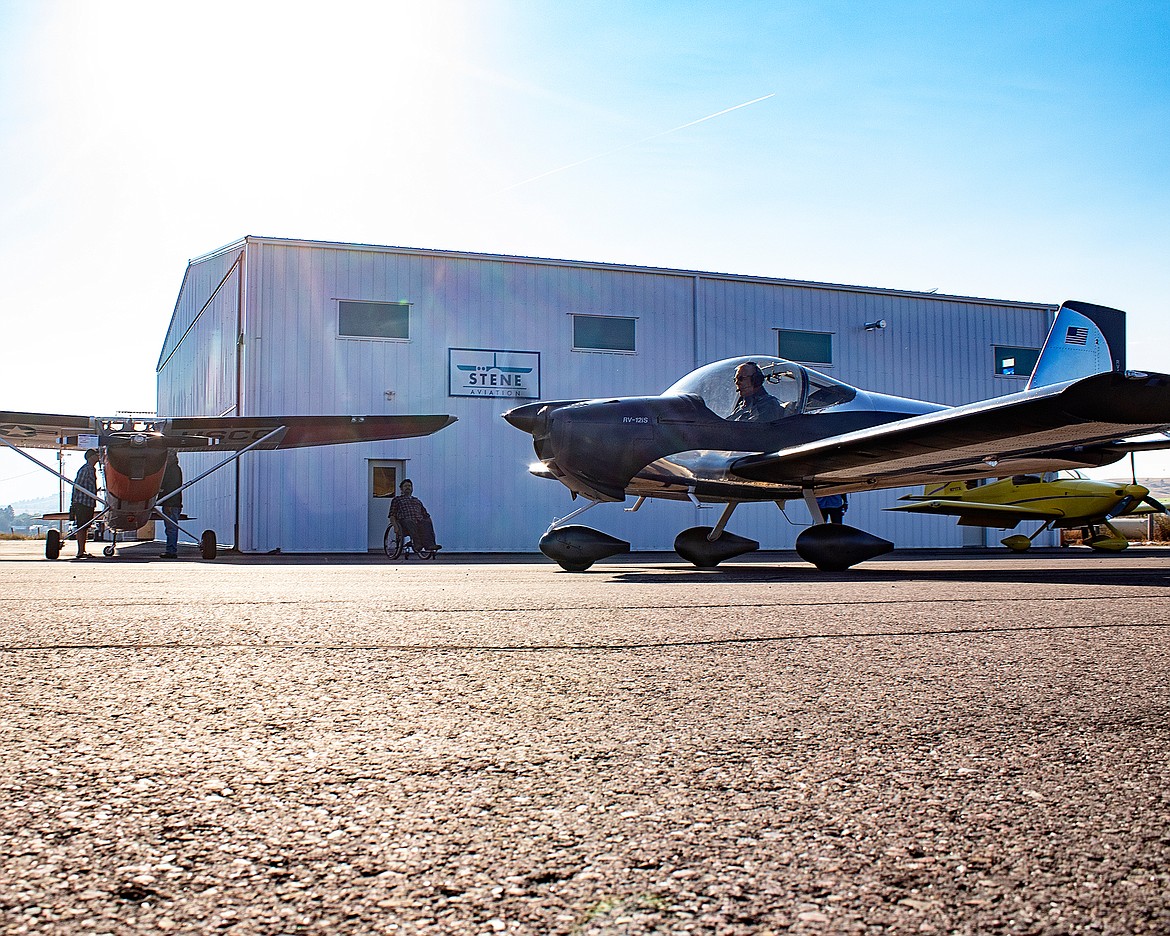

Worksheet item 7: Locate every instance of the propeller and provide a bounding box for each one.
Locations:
[1142,495,1167,514]
[1109,495,1137,518]
[1108,482,1153,519]
[1124,450,1168,515]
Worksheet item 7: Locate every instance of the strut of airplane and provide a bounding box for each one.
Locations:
[503,300,1170,571]
[0,412,456,559]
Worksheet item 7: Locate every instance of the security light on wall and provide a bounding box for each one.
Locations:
[864,319,887,331]
[385,390,396,401]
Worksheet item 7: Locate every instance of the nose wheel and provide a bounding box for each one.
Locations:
[103,545,115,557]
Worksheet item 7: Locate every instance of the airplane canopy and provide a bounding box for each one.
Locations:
[663,355,857,421]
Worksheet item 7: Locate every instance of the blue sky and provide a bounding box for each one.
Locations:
[2,1,1169,502]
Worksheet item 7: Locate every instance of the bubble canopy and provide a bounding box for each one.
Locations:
[663,355,856,420]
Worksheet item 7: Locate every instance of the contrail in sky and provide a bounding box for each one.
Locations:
[498,92,776,193]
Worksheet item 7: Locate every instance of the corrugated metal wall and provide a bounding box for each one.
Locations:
[160,238,1056,553]
[156,244,243,545]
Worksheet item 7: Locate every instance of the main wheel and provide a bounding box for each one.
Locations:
[383,526,404,559]
[45,529,61,560]
[200,529,217,560]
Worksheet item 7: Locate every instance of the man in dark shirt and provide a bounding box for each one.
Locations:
[160,450,183,558]
[69,448,101,559]
[389,479,440,551]
[728,362,784,422]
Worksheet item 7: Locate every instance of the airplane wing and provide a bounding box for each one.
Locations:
[162,414,457,450]
[1,411,457,451]
[730,370,1170,489]
[884,499,1063,521]
[0,412,98,449]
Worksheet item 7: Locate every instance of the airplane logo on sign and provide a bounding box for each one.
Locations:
[449,349,540,399]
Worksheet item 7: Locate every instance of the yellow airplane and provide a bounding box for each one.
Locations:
[886,471,1166,551]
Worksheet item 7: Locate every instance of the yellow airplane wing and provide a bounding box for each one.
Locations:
[885,498,1064,528]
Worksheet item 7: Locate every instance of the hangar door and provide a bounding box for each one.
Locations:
[368,459,406,551]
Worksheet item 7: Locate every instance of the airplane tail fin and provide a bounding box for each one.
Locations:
[1026,300,1126,390]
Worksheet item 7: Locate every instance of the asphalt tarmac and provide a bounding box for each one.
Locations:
[2,539,1169,935]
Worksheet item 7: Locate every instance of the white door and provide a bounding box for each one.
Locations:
[368,459,406,550]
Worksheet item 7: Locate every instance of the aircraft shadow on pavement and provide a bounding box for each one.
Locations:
[605,553,1170,589]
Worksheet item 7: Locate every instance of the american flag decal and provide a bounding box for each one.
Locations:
[1065,326,1089,345]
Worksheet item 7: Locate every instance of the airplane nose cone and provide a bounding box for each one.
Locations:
[502,402,544,434]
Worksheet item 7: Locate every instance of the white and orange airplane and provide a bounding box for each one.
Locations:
[0,411,455,559]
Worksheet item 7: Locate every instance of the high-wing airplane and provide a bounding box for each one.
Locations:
[0,412,456,559]
[503,300,1170,571]
[885,468,1167,552]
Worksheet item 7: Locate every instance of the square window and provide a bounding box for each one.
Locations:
[372,466,397,498]
[339,300,410,339]
[778,329,832,365]
[995,346,1039,377]
[573,315,636,352]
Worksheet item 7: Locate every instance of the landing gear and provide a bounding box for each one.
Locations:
[674,527,758,568]
[1083,521,1127,552]
[539,525,630,572]
[46,529,62,560]
[1002,520,1055,552]
[536,501,630,571]
[103,545,115,557]
[795,523,893,571]
[201,529,217,560]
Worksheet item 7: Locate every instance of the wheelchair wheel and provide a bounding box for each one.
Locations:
[383,525,405,559]
[416,545,435,560]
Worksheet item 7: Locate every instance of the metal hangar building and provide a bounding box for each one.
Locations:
[157,236,1058,555]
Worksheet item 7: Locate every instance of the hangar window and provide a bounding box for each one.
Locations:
[777,329,833,366]
[994,346,1040,378]
[338,300,411,340]
[573,314,636,353]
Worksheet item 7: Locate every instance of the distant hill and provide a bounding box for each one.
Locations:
[7,495,62,515]
[1146,479,1170,502]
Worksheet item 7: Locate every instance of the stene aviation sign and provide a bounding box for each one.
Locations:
[448,349,541,399]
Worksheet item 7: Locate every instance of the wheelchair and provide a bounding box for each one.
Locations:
[383,524,437,560]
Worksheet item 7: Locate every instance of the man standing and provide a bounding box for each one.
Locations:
[69,448,101,559]
[160,450,183,558]
[816,493,848,524]
[728,362,785,422]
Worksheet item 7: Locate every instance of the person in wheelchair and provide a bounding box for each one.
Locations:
[388,479,441,552]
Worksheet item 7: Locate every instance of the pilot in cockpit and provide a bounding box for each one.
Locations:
[728,361,785,422]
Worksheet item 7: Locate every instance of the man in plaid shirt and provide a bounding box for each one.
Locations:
[388,479,440,552]
[69,449,101,559]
